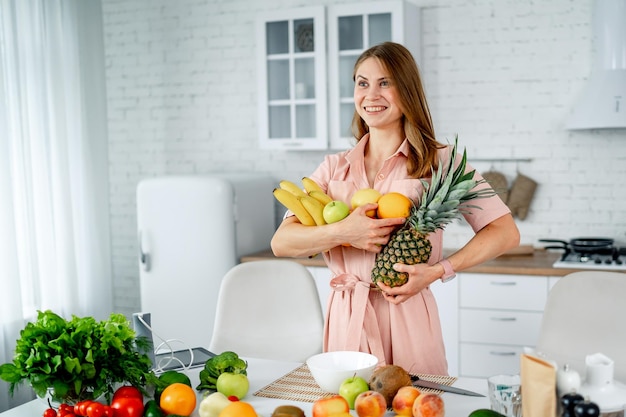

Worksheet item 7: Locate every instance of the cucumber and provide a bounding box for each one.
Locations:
[468,409,506,417]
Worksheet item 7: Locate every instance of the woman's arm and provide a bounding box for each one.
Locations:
[271,203,406,258]
[445,212,520,272]
[380,213,520,304]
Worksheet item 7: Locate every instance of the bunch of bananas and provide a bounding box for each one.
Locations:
[273,177,333,226]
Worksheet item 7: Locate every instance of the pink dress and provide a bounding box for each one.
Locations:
[308,135,511,376]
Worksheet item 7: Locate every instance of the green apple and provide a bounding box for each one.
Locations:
[323,200,350,224]
[216,372,249,400]
[338,375,369,409]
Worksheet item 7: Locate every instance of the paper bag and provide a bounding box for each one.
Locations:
[521,353,557,417]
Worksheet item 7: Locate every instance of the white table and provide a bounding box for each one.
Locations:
[0,357,490,416]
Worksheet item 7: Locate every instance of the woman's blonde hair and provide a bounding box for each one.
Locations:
[351,42,443,178]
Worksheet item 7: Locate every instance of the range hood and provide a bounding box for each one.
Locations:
[567,0,626,130]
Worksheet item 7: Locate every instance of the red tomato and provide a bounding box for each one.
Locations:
[76,400,93,416]
[112,386,143,402]
[110,397,144,417]
[43,408,57,417]
[86,402,105,417]
[102,405,113,417]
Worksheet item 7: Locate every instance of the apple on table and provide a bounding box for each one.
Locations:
[392,386,421,415]
[339,375,369,409]
[354,390,386,417]
[312,394,350,417]
[412,392,445,417]
[216,372,249,400]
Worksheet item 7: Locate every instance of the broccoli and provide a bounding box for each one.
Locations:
[196,351,248,391]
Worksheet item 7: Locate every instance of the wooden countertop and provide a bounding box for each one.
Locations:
[241,248,586,277]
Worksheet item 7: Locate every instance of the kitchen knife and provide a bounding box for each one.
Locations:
[411,376,485,397]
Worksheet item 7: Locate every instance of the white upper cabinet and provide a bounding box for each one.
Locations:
[257,2,420,151]
[327,1,421,150]
[257,7,328,150]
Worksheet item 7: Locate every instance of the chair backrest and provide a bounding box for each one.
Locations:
[536,271,626,382]
[208,260,325,362]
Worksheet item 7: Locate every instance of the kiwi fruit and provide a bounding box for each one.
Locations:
[368,364,412,405]
[271,405,305,417]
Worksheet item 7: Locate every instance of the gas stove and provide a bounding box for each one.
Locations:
[552,247,626,271]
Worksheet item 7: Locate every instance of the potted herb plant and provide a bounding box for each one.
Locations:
[0,310,155,404]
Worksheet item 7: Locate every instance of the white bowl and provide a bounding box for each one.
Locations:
[306,351,379,393]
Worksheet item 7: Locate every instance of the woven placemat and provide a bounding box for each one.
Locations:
[254,364,457,403]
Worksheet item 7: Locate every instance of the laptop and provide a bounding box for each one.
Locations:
[132,312,215,372]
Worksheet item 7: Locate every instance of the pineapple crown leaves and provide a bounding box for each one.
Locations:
[409,135,496,233]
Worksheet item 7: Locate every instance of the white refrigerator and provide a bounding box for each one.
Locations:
[136,173,276,351]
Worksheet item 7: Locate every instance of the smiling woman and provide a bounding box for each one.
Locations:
[0,0,112,412]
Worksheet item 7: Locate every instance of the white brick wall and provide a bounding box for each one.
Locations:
[101,0,626,316]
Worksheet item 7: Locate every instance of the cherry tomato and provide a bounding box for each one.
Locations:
[102,405,113,417]
[75,400,93,416]
[86,402,105,417]
[112,386,143,402]
[57,408,73,417]
[43,408,57,417]
[110,397,144,417]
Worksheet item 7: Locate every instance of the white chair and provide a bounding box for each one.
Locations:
[535,270,626,382]
[208,260,325,362]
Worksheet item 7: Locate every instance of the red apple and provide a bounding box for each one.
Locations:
[354,390,386,417]
[351,188,381,217]
[312,394,350,417]
[412,392,445,417]
[392,386,421,415]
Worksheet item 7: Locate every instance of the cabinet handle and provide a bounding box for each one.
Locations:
[489,351,517,356]
[490,281,517,286]
[490,317,517,321]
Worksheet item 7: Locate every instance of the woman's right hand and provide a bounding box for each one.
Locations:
[339,203,406,252]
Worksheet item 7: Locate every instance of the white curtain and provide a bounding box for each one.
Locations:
[0,0,112,411]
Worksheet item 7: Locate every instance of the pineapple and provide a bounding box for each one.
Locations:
[371,136,496,287]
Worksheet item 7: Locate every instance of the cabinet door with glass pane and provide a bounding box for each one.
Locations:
[257,7,327,150]
[327,1,420,150]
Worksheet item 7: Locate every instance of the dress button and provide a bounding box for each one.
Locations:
[378,174,384,180]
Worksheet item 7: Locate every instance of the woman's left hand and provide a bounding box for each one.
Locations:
[376,262,440,304]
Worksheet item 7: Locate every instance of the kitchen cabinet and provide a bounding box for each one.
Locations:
[256,1,420,150]
[456,273,557,378]
[256,7,327,150]
[327,1,420,150]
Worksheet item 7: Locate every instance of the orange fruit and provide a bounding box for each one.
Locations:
[377,192,413,219]
[159,382,197,416]
[218,401,258,417]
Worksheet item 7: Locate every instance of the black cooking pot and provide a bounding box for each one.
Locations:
[539,237,615,253]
